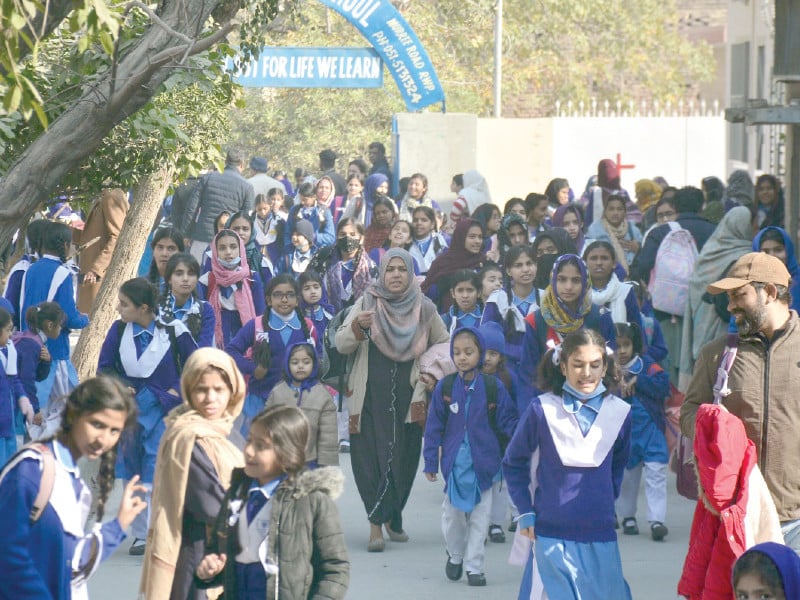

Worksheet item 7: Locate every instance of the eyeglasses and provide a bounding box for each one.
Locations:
[271,291,296,300]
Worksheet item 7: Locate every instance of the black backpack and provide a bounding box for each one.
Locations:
[320,305,354,394]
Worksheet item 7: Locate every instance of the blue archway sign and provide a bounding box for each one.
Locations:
[319,0,445,112]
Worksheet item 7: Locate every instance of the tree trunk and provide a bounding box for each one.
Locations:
[72,166,174,381]
[0,0,233,252]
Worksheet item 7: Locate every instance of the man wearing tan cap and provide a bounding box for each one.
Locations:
[680,252,800,550]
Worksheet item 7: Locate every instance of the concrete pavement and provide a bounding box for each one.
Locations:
[89,451,695,599]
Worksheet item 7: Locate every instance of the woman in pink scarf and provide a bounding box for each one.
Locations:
[200,229,265,348]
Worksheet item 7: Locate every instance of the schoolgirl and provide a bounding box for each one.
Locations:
[195,405,350,599]
[369,220,423,276]
[97,277,198,554]
[497,213,530,262]
[253,189,287,266]
[20,221,87,408]
[583,240,642,325]
[613,322,670,541]
[503,329,633,600]
[519,254,616,396]
[299,270,335,341]
[199,210,233,268]
[0,377,146,599]
[339,173,366,225]
[146,226,185,295]
[311,218,377,313]
[398,173,436,222]
[363,196,396,252]
[422,219,486,312]
[139,347,246,599]
[280,219,318,277]
[225,275,320,436]
[13,302,65,437]
[359,173,390,229]
[471,203,503,263]
[440,270,483,334]
[586,193,642,275]
[552,204,591,257]
[3,218,48,329]
[316,176,345,226]
[284,181,335,252]
[423,327,515,587]
[266,342,339,468]
[227,211,276,288]
[198,229,266,348]
[733,542,800,600]
[478,263,504,303]
[409,205,448,275]
[159,252,216,347]
[481,245,538,372]
[0,308,27,463]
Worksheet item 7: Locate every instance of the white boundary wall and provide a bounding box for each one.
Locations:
[395,113,727,206]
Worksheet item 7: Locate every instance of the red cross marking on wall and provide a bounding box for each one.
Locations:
[616,153,635,174]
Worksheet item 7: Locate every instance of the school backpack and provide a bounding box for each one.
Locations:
[669,333,738,501]
[649,222,698,316]
[0,443,55,522]
[320,305,354,394]
[441,373,509,450]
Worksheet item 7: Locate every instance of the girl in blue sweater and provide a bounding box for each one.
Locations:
[503,328,632,600]
[13,302,65,439]
[20,221,88,412]
[97,277,198,554]
[226,274,321,437]
[0,307,27,463]
[613,322,671,542]
[423,326,515,587]
[0,376,146,599]
[159,252,216,347]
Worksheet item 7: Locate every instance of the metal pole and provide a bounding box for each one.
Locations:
[493,0,503,118]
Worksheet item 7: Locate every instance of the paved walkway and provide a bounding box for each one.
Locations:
[89,452,695,599]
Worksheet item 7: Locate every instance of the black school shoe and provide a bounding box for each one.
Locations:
[622,517,639,535]
[445,557,463,581]
[467,572,487,586]
[128,538,146,556]
[488,524,506,543]
[651,521,668,541]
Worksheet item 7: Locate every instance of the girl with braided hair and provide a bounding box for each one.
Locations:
[98,277,198,555]
[0,376,146,599]
[226,275,321,437]
[159,253,216,347]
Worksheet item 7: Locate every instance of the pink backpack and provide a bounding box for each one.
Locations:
[649,222,698,316]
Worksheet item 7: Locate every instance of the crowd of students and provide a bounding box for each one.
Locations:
[0,155,798,599]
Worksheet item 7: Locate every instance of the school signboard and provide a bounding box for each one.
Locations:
[229,47,383,89]
[320,0,445,111]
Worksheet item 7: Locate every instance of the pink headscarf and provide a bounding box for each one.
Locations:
[208,229,258,347]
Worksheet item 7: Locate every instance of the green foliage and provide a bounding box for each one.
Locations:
[0,0,123,127]
[0,17,235,207]
[228,0,714,173]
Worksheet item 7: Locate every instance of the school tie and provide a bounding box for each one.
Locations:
[139,331,152,347]
[220,285,234,299]
[302,209,315,219]
[246,490,268,522]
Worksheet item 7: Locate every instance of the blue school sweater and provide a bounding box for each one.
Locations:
[3,255,30,329]
[21,256,88,360]
[503,396,631,543]
[225,316,321,400]
[13,332,49,413]
[0,440,126,599]
[97,320,198,413]
[423,372,514,493]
